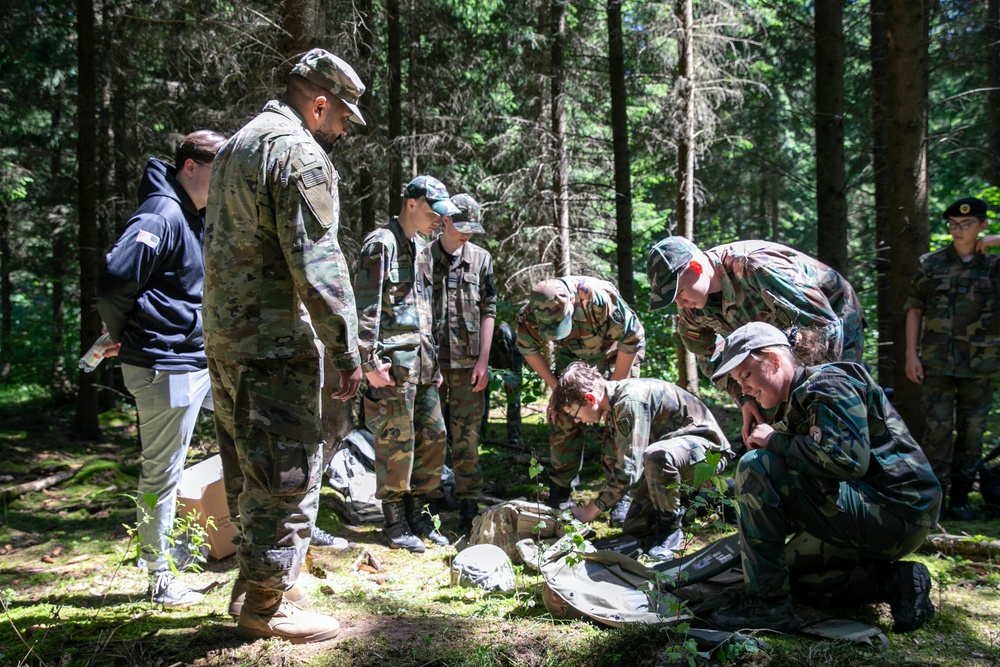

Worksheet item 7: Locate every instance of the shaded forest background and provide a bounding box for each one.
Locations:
[0,0,998,439]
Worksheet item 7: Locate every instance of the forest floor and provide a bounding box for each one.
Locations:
[1,384,1000,667]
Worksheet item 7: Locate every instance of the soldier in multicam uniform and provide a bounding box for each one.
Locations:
[647,237,864,443]
[552,362,733,560]
[431,194,497,532]
[707,322,941,634]
[905,197,1000,522]
[356,175,460,553]
[203,49,365,644]
[517,277,645,516]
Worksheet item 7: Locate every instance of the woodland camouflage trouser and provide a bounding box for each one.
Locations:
[735,448,929,597]
[920,374,994,494]
[440,368,486,500]
[364,381,447,504]
[620,436,717,536]
[207,357,322,601]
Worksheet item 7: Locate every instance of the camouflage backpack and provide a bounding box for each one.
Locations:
[467,499,567,564]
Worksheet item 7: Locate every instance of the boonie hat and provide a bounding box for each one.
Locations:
[711,321,790,381]
[403,175,462,217]
[942,197,988,219]
[529,279,575,341]
[290,48,367,126]
[449,193,485,234]
[451,544,516,591]
[647,236,699,311]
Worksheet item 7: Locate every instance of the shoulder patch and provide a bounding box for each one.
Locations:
[300,166,327,188]
[615,412,633,438]
[685,330,702,340]
[135,230,160,250]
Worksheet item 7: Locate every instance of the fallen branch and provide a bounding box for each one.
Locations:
[0,468,78,503]
[920,532,1000,560]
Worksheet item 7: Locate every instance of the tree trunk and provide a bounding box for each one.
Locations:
[886,0,930,440]
[608,0,634,305]
[387,0,402,215]
[282,0,320,58]
[50,100,69,396]
[0,200,10,382]
[675,0,698,395]
[988,0,1000,187]
[871,0,894,389]
[551,0,570,277]
[357,0,377,237]
[814,0,848,277]
[75,0,101,440]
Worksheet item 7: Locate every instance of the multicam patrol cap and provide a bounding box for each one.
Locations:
[942,197,988,219]
[291,48,367,126]
[647,236,699,311]
[449,193,485,234]
[403,175,462,217]
[529,279,575,341]
[711,321,790,380]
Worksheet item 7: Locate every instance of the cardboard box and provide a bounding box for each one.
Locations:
[177,455,238,560]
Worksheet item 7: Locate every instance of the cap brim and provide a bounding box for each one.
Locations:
[343,100,366,126]
[431,200,462,217]
[648,274,679,311]
[452,221,485,234]
[544,314,574,341]
[711,350,751,381]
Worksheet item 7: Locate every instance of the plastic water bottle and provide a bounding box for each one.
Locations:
[78,333,114,373]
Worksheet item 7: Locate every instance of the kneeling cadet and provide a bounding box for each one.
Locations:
[552,362,734,560]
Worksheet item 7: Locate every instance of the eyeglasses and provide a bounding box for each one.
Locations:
[947,218,980,231]
[569,403,585,421]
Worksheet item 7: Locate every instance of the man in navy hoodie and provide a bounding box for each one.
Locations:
[97,130,225,606]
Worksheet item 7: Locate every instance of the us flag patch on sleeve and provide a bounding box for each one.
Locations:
[135,230,160,249]
[300,166,327,188]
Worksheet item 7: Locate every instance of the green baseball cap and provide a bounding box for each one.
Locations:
[711,322,790,380]
[290,48,367,126]
[403,175,462,217]
[529,279,575,341]
[647,236,698,311]
[450,194,485,234]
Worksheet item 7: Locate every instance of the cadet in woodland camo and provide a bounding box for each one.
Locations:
[553,369,733,538]
[517,277,645,491]
[431,194,497,516]
[903,196,1000,517]
[355,176,459,527]
[203,48,365,634]
[647,238,865,404]
[711,323,941,599]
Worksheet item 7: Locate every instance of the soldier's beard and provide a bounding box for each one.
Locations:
[313,130,341,153]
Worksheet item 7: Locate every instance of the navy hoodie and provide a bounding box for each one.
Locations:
[97,158,206,371]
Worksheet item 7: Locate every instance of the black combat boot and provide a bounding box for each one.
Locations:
[382,501,425,552]
[547,483,575,511]
[948,477,978,521]
[876,560,935,633]
[709,593,803,633]
[404,494,450,546]
[458,499,480,534]
[608,492,632,528]
[647,509,685,561]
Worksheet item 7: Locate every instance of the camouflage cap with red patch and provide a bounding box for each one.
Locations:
[529,279,575,341]
[646,236,698,311]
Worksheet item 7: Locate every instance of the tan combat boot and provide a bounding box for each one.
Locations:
[236,586,339,644]
[228,575,309,618]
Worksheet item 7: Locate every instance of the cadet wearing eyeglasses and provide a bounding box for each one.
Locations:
[904,197,1000,523]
